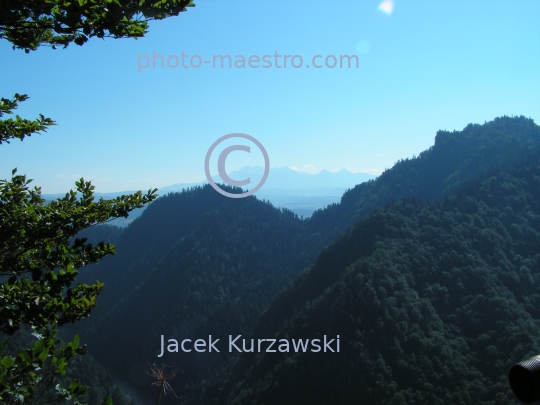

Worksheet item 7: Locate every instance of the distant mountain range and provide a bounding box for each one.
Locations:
[160,166,376,193]
[43,167,376,225]
[161,166,376,219]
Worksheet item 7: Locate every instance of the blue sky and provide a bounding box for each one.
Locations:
[1,0,539,193]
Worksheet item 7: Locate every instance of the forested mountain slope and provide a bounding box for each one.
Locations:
[69,116,540,404]
[223,150,540,405]
[75,186,253,318]
[82,192,315,403]
[78,116,540,322]
[308,116,540,245]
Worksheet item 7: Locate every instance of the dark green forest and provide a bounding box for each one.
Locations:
[36,116,540,404]
[224,147,540,405]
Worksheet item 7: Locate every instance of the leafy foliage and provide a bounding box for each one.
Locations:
[0,95,157,403]
[1,0,195,401]
[0,94,55,144]
[0,0,195,52]
[0,329,86,404]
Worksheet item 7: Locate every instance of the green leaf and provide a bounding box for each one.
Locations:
[32,339,45,358]
[1,356,14,369]
[72,334,80,348]
[18,350,31,365]
[38,347,49,362]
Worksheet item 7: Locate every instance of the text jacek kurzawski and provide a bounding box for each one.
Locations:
[157,335,340,357]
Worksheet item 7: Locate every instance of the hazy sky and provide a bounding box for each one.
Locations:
[1,0,539,193]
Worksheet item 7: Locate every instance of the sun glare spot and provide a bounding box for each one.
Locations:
[356,40,370,54]
[378,0,394,15]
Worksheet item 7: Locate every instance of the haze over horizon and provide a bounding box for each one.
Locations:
[41,165,376,196]
[1,0,538,194]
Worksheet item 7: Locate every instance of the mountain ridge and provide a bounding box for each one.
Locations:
[71,115,540,404]
[222,147,540,405]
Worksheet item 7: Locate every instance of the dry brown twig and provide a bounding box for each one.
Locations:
[147,363,179,405]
